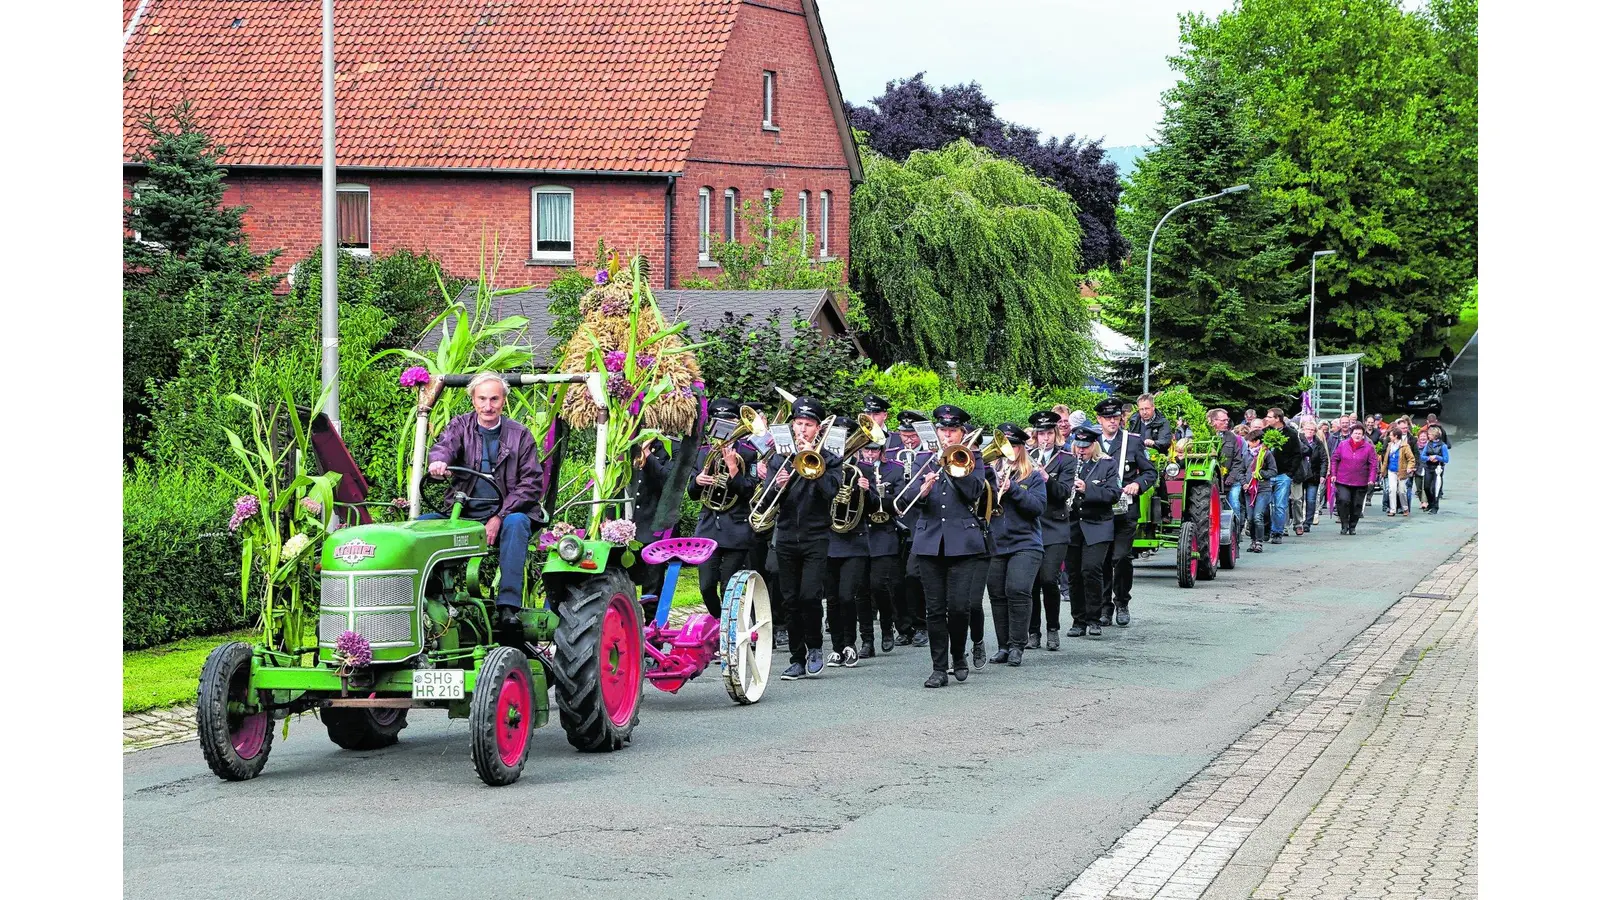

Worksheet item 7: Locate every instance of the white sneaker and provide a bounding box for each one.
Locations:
[842,646,859,667]
[825,651,843,667]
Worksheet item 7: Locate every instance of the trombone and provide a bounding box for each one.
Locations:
[699,405,764,513]
[829,414,889,533]
[748,401,828,533]
[892,427,983,516]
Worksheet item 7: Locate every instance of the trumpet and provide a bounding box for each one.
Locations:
[868,460,892,524]
[699,405,764,513]
[829,414,889,533]
[748,427,828,533]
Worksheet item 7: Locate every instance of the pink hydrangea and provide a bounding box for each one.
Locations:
[594,270,609,286]
[399,366,430,388]
[548,521,577,538]
[603,350,627,373]
[599,519,637,545]
[228,495,261,532]
[334,630,372,668]
[299,497,324,518]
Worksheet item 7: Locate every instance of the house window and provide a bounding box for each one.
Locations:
[797,191,809,255]
[698,187,712,263]
[762,71,777,129]
[337,184,370,255]
[130,179,157,247]
[819,190,831,258]
[724,188,738,243]
[531,187,574,260]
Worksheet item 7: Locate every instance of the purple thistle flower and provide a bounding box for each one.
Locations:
[399,366,431,388]
[334,630,372,668]
[594,270,609,286]
[606,371,633,399]
[600,297,625,317]
[636,354,656,370]
[603,350,627,373]
[228,494,261,531]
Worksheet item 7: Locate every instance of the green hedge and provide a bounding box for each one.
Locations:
[123,462,252,650]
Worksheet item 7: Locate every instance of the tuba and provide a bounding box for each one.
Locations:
[700,406,764,513]
[829,414,889,533]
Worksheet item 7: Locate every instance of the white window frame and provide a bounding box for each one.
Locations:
[336,183,371,257]
[819,190,831,259]
[697,187,712,263]
[724,188,738,243]
[130,179,162,248]
[530,186,575,262]
[762,71,777,129]
[797,191,809,255]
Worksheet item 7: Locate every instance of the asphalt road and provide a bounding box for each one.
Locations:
[125,348,1479,900]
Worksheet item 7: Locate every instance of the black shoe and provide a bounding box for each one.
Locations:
[894,632,913,646]
[971,641,988,671]
[924,671,948,688]
[988,649,1011,665]
[1098,611,1113,628]
[952,658,969,682]
[858,642,876,660]
[1047,628,1061,650]
[495,606,523,645]
[1087,622,1102,636]
[1115,604,1130,627]
[1271,534,1283,545]
[912,630,929,647]
[1007,647,1023,667]
[775,629,789,649]
[1066,624,1086,637]
[1249,541,1263,553]
[1026,633,1041,650]
[882,635,895,652]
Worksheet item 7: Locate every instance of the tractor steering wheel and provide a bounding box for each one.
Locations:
[425,465,506,519]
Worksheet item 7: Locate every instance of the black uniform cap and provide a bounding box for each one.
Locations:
[791,396,824,423]
[931,404,970,427]
[897,409,928,430]
[861,394,890,414]
[997,423,1030,445]
[707,397,738,420]
[1070,424,1103,446]
[1094,397,1125,418]
[1028,410,1061,430]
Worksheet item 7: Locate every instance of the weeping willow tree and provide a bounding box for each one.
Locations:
[850,138,1091,387]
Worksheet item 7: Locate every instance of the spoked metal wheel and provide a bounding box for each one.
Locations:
[720,570,773,704]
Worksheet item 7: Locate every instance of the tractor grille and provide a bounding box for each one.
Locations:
[318,573,416,649]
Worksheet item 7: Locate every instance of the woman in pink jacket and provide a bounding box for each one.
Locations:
[1328,424,1380,535]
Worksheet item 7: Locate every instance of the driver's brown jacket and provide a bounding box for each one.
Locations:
[427,413,544,521]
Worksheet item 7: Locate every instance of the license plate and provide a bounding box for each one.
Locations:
[412,669,464,700]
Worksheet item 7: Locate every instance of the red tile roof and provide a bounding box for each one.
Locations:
[122,0,738,173]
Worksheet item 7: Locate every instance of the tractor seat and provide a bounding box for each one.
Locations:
[641,537,718,567]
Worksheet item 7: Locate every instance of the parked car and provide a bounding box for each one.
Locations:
[1401,357,1452,394]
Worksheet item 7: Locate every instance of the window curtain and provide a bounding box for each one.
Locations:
[536,192,572,252]
[337,191,368,247]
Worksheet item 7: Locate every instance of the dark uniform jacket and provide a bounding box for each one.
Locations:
[1035,446,1078,546]
[688,441,759,551]
[1099,429,1158,518]
[628,440,673,535]
[1069,456,1121,545]
[894,447,932,536]
[1128,411,1174,454]
[910,454,990,558]
[862,458,905,557]
[1303,437,1329,483]
[986,467,1047,555]
[770,447,845,547]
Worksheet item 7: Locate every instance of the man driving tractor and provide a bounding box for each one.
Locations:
[426,372,545,640]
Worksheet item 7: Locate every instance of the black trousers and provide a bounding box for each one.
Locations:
[917,554,986,673]
[859,554,899,642]
[1030,541,1070,635]
[776,540,828,663]
[988,548,1043,651]
[1336,484,1365,529]
[1101,512,1136,614]
[697,547,748,620]
[894,537,926,636]
[1424,465,1443,510]
[754,530,786,631]
[825,556,867,652]
[1068,540,1111,627]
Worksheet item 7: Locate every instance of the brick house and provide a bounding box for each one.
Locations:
[122,0,864,290]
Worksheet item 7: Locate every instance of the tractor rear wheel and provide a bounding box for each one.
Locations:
[552,569,644,752]
[197,641,274,781]
[1190,483,1220,581]
[470,646,534,786]
[1176,521,1198,588]
[322,707,409,751]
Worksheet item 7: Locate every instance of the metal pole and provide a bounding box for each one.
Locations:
[1308,254,1317,380]
[1142,184,1251,393]
[320,0,340,429]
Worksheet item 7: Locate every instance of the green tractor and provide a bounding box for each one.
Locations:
[198,372,649,787]
[1129,434,1238,587]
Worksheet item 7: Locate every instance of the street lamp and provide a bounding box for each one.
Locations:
[1142,184,1250,393]
[1307,250,1337,381]
[321,0,340,429]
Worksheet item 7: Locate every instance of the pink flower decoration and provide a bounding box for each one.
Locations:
[600,297,625,317]
[399,366,430,388]
[606,371,633,399]
[594,270,609,286]
[636,354,656,370]
[599,519,637,545]
[603,350,627,373]
[334,630,372,668]
[228,495,261,532]
[299,497,324,518]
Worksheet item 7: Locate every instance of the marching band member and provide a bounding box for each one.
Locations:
[1028,410,1074,651]
[1095,398,1157,628]
[910,405,989,688]
[984,423,1047,667]
[688,398,760,619]
[893,410,930,647]
[862,394,896,452]
[762,397,845,681]
[857,439,905,657]
[1065,424,1119,637]
[825,434,872,668]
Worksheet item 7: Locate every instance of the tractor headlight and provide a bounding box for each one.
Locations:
[556,535,585,563]
[1165,462,1181,479]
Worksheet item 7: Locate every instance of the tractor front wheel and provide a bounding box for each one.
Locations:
[1176,521,1198,588]
[470,646,534,786]
[552,569,644,752]
[323,707,409,751]
[197,641,274,781]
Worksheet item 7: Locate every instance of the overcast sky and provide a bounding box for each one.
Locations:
[820,0,1237,148]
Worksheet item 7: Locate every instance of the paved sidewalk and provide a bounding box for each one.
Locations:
[1058,538,1478,900]
[121,603,712,753]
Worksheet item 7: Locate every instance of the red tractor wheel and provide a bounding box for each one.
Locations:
[1197,484,1221,581]
[470,646,535,786]
[323,707,409,751]
[552,568,644,752]
[197,641,274,781]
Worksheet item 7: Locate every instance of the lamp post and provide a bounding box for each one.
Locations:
[1142,184,1251,393]
[1307,250,1336,381]
[320,0,340,429]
